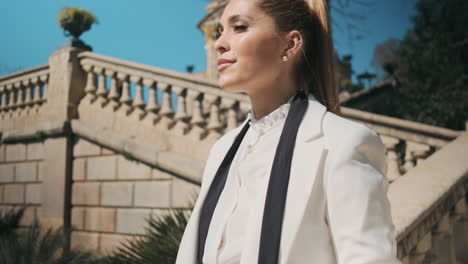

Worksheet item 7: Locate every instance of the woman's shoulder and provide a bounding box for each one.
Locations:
[321,110,382,148]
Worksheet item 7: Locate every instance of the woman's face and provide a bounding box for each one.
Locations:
[215,0,288,96]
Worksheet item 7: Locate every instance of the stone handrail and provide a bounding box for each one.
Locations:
[389,131,468,263]
[0,64,49,113]
[78,52,249,141]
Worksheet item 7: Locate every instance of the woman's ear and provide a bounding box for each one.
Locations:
[284,30,304,59]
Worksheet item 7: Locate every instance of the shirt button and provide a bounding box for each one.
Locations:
[247,144,253,153]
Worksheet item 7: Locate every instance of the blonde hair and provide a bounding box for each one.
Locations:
[257,0,341,115]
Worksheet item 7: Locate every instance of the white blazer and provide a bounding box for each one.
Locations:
[176,95,401,264]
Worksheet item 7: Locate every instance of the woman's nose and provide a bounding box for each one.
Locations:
[214,33,229,54]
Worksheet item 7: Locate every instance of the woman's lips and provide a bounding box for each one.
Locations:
[217,59,236,72]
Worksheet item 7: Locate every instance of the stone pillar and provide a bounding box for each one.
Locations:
[39,47,86,230]
[45,47,87,121]
[201,23,219,81]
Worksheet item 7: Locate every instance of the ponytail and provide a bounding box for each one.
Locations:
[258,0,341,115]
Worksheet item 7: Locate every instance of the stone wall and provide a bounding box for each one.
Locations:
[70,137,200,253]
[0,141,44,226]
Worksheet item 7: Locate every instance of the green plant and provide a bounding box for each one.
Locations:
[0,207,102,264]
[102,209,191,264]
[57,6,98,38]
[0,207,24,237]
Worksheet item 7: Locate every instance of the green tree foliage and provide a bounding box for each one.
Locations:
[393,0,468,130]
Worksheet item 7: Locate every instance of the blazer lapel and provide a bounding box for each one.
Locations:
[176,120,248,264]
[178,96,328,264]
[239,95,328,264]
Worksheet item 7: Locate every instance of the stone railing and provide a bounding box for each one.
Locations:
[390,131,468,263]
[77,52,251,163]
[341,107,463,182]
[0,65,49,131]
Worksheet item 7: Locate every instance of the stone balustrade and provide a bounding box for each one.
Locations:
[389,131,468,263]
[341,107,463,182]
[78,52,247,138]
[0,65,49,131]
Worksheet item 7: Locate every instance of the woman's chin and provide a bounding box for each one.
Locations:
[218,75,242,93]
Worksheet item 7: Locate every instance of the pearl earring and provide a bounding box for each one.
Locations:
[282,55,288,62]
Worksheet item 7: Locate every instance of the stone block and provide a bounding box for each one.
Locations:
[25,183,41,204]
[101,182,133,206]
[71,231,99,251]
[0,164,14,183]
[116,208,152,235]
[87,156,117,180]
[71,207,85,230]
[26,142,45,160]
[100,233,132,254]
[15,162,37,182]
[134,181,171,208]
[74,138,100,157]
[0,185,3,203]
[73,158,86,181]
[152,168,173,180]
[117,156,151,180]
[19,206,37,226]
[172,178,200,208]
[84,207,116,232]
[5,143,26,162]
[4,184,24,204]
[72,182,100,206]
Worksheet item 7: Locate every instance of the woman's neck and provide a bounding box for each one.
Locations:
[249,84,298,120]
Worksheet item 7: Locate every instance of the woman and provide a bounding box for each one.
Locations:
[176,0,400,263]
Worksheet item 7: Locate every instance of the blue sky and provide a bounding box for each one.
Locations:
[1,0,416,83]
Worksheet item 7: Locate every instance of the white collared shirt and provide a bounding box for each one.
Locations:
[203,102,291,264]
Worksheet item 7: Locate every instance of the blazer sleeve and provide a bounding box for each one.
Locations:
[324,126,401,264]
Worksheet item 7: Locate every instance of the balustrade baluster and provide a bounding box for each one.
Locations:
[143,79,159,125]
[158,82,174,128]
[130,76,145,120]
[188,90,207,139]
[39,75,48,102]
[25,79,34,107]
[172,85,189,134]
[205,94,223,140]
[95,67,108,106]
[28,77,38,107]
[83,65,97,104]
[106,70,120,110]
[117,73,132,115]
[0,85,5,111]
[20,80,30,107]
[221,98,238,132]
[453,199,468,263]
[6,84,13,109]
[15,81,24,108]
[409,232,432,264]
[403,142,432,173]
[430,213,457,264]
[380,135,401,182]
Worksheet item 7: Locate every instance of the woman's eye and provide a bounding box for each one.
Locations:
[233,25,248,32]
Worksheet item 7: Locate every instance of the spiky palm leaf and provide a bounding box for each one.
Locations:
[0,209,101,264]
[103,208,190,264]
[0,207,24,237]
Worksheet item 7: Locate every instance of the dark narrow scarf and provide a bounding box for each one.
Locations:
[197,92,309,264]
